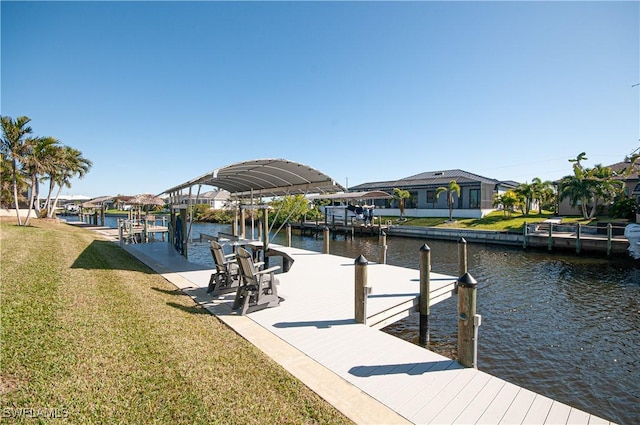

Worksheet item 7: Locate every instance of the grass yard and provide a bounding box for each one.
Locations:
[0,218,351,424]
[384,211,591,231]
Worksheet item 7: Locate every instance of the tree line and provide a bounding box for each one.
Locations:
[494,152,638,220]
[1,115,92,226]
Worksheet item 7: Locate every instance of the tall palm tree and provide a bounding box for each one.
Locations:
[22,136,60,225]
[393,188,410,219]
[0,155,26,208]
[586,164,623,219]
[558,175,592,219]
[436,180,461,221]
[1,115,33,225]
[47,146,92,218]
[530,177,554,214]
[569,152,588,178]
[514,182,534,215]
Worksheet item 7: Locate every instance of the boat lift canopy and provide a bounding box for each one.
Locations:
[163,158,345,198]
[162,158,346,258]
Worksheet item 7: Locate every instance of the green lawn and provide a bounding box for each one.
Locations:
[382,211,592,232]
[0,218,351,424]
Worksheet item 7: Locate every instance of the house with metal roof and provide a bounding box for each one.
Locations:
[348,169,516,219]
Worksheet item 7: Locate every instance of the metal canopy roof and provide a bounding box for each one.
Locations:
[164,158,345,197]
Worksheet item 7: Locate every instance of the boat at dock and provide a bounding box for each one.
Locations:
[624,223,640,259]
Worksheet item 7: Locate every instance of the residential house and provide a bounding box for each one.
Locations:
[349,169,516,219]
[557,160,639,218]
[173,190,231,209]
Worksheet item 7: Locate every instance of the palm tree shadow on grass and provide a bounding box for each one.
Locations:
[71,239,155,273]
[165,301,212,315]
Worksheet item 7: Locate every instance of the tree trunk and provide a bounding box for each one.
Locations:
[11,159,23,226]
[24,174,37,226]
[588,198,598,219]
[44,179,56,218]
[51,186,63,218]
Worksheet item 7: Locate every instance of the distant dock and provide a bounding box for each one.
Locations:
[290,220,390,238]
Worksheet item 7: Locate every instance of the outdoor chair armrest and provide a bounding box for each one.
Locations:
[224,253,236,259]
[254,266,281,276]
[254,261,265,268]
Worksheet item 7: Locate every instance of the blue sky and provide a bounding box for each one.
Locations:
[2,1,638,198]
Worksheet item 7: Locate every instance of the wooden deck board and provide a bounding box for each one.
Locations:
[125,241,615,425]
[500,388,537,424]
[455,375,508,424]
[522,395,555,424]
[415,370,492,424]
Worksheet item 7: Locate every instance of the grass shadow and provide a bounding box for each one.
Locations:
[71,240,155,273]
[166,301,212,315]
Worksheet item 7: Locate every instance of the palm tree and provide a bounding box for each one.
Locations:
[46,146,92,218]
[0,155,26,208]
[1,115,33,225]
[530,177,554,215]
[586,164,623,219]
[22,136,60,225]
[393,188,410,219]
[569,152,588,178]
[436,180,461,221]
[558,174,592,219]
[514,182,534,215]
[492,190,519,217]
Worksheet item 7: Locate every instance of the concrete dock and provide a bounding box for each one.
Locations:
[118,237,615,425]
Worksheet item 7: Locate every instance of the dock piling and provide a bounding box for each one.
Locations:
[607,223,612,256]
[576,223,582,254]
[419,244,431,347]
[379,231,387,264]
[523,221,528,249]
[286,223,292,247]
[354,255,370,324]
[323,226,330,254]
[458,237,467,280]
[457,272,479,368]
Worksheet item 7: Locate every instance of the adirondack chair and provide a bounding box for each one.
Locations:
[207,240,241,296]
[233,247,281,315]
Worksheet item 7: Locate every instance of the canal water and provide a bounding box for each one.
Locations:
[98,217,640,424]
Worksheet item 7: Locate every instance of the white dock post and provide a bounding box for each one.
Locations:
[240,207,246,239]
[419,244,431,347]
[354,255,370,324]
[323,226,330,254]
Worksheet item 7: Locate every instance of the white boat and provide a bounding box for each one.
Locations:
[623,223,640,259]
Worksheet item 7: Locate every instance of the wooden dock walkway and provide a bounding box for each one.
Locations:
[122,240,615,424]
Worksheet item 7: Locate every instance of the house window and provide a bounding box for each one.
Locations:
[426,190,435,205]
[469,189,480,209]
[407,191,418,209]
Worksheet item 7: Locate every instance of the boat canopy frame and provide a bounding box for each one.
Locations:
[164,158,345,198]
[162,158,346,257]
